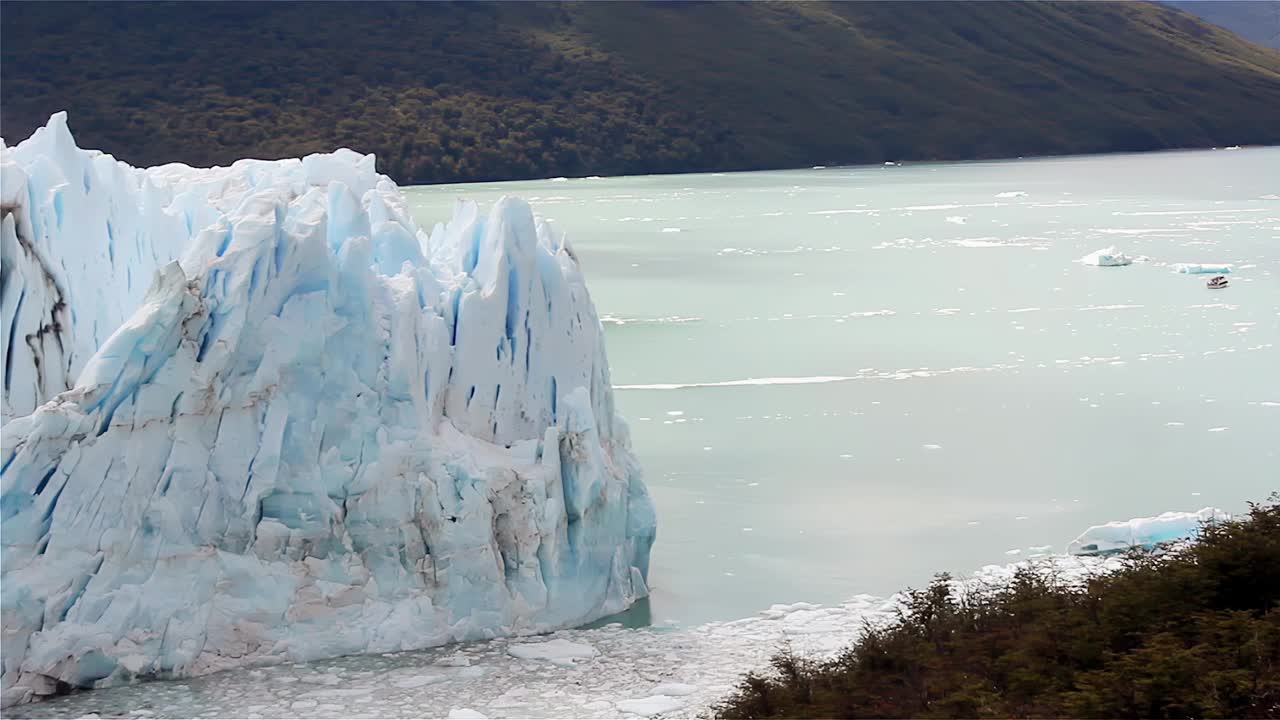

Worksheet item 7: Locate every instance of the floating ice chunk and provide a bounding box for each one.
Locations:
[391,674,444,689]
[1172,263,1233,274]
[617,695,687,716]
[507,639,598,666]
[1079,246,1133,266]
[651,683,699,697]
[995,191,1028,198]
[301,688,375,699]
[1067,508,1230,555]
[448,710,489,720]
[945,216,966,224]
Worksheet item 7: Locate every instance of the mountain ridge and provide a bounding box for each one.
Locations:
[3,1,1279,184]
[1165,0,1280,49]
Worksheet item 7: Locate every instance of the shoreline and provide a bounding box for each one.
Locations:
[8,554,1125,720]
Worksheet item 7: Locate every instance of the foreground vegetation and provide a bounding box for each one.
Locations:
[3,2,1280,183]
[717,498,1280,719]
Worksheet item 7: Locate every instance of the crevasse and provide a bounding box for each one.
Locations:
[0,114,656,707]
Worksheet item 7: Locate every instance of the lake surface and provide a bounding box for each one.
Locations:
[15,149,1279,719]
[406,148,1280,626]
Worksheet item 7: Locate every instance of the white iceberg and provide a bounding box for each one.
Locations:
[1078,246,1133,267]
[1067,507,1229,556]
[0,114,655,706]
[1171,263,1233,274]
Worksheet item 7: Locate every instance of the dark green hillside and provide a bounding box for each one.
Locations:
[3,1,1279,183]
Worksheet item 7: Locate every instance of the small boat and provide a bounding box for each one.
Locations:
[1207,275,1229,289]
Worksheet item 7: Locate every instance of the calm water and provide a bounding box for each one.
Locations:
[407,148,1280,626]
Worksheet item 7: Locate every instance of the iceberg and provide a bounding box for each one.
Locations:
[1078,246,1133,267]
[1171,263,1232,274]
[0,114,655,706]
[1067,507,1228,556]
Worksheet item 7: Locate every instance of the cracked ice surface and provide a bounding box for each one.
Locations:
[0,115,655,706]
[6,556,1120,719]
[2,113,198,422]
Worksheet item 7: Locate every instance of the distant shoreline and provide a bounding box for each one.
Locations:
[405,143,1280,188]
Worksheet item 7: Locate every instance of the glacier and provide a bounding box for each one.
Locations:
[0,114,655,706]
[1067,507,1228,556]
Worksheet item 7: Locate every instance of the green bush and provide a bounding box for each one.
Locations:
[716,497,1280,719]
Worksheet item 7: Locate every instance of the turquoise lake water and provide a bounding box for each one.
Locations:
[14,149,1279,720]
[406,148,1279,625]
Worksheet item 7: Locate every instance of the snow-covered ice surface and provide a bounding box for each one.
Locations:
[1067,507,1230,555]
[1079,246,1133,266]
[9,555,1122,719]
[0,116,655,706]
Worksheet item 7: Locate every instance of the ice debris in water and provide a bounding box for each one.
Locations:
[1078,246,1133,267]
[1171,262,1233,274]
[507,639,598,666]
[1067,507,1229,556]
[13,553,1128,719]
[0,114,656,707]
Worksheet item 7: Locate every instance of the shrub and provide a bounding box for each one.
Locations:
[716,496,1280,719]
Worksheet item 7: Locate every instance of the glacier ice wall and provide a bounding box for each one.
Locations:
[0,115,655,706]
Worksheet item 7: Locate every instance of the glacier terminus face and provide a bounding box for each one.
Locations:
[0,114,656,707]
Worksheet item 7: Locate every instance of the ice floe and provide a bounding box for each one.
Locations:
[1067,507,1230,556]
[1079,246,1133,266]
[1172,262,1233,274]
